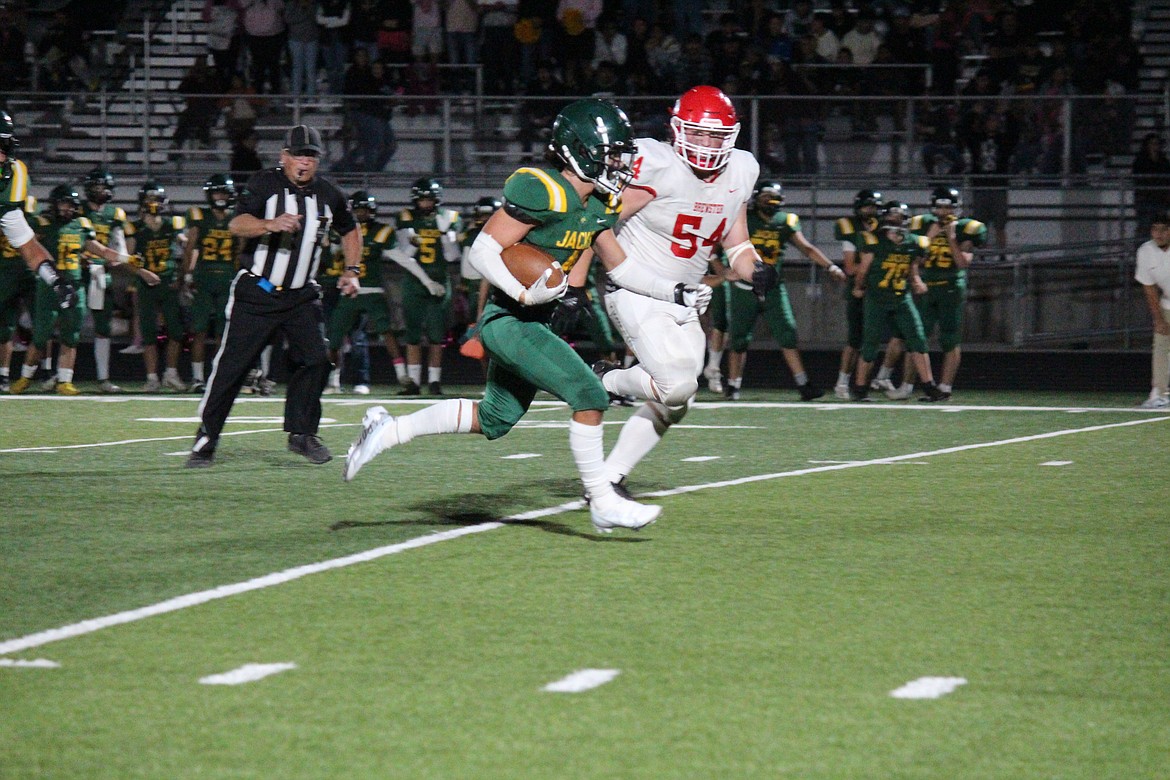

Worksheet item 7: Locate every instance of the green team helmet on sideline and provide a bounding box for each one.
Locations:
[48,183,82,221]
[410,177,443,210]
[349,190,377,220]
[203,173,237,209]
[0,110,17,158]
[83,167,116,204]
[753,180,784,216]
[548,98,637,197]
[853,188,883,218]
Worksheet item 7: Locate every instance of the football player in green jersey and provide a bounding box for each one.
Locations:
[182,174,240,392]
[832,187,881,398]
[324,190,402,393]
[0,111,77,328]
[724,180,844,400]
[9,185,158,395]
[388,177,463,395]
[882,186,987,400]
[849,200,947,402]
[346,98,709,533]
[0,195,37,392]
[80,167,129,392]
[126,181,188,392]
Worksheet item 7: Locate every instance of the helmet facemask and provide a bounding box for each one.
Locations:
[670,116,739,173]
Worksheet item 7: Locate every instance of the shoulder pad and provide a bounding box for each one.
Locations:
[961,218,989,245]
[398,209,413,222]
[35,214,50,227]
[909,214,926,231]
[915,234,931,250]
[172,216,186,230]
[188,207,204,221]
[24,196,37,214]
[374,224,394,243]
[834,217,854,237]
[861,231,879,246]
[504,167,570,214]
[113,207,127,221]
[6,160,29,204]
[784,212,800,230]
[78,217,94,229]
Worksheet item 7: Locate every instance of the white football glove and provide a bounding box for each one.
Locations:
[425,279,446,297]
[520,267,569,306]
[674,283,712,314]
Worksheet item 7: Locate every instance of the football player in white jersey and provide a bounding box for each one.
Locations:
[566,86,778,493]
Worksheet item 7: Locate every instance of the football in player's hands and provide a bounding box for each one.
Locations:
[501,243,565,289]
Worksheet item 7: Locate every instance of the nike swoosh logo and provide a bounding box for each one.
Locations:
[729,189,738,193]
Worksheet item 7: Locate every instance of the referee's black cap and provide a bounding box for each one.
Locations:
[284,124,323,156]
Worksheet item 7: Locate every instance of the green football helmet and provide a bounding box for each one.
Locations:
[880,199,911,236]
[203,173,237,210]
[853,188,883,219]
[349,190,377,220]
[139,180,169,216]
[49,184,82,222]
[410,177,443,211]
[83,168,116,205]
[929,185,962,219]
[0,110,17,158]
[753,180,784,216]
[471,195,501,226]
[548,98,636,197]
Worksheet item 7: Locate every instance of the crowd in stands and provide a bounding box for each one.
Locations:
[0,0,1145,177]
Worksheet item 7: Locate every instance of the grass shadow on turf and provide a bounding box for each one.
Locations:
[330,479,652,543]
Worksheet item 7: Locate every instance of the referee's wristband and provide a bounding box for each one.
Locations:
[344,266,361,275]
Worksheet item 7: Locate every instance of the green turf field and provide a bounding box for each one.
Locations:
[2,388,1168,779]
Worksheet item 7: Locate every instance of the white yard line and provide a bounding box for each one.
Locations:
[542,669,620,693]
[1,416,1166,657]
[890,676,967,699]
[199,663,296,685]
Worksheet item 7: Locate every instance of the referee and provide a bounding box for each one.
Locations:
[187,124,362,467]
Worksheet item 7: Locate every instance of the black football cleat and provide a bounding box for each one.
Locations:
[288,433,333,464]
[798,383,825,402]
[185,449,215,468]
[398,380,421,396]
[428,381,442,395]
[849,384,871,402]
[918,383,951,403]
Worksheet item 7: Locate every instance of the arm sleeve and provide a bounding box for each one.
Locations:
[0,209,35,248]
[386,248,439,288]
[467,231,525,302]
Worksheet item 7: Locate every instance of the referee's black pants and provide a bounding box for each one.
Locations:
[195,272,332,446]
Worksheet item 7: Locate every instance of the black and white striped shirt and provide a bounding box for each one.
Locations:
[236,168,356,289]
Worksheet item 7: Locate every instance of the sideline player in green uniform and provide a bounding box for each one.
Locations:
[10,185,158,394]
[0,110,79,390]
[344,99,711,533]
[80,168,130,392]
[833,188,881,398]
[849,200,947,402]
[126,181,188,392]
[390,177,463,395]
[724,180,843,400]
[182,174,239,393]
[884,186,987,400]
[324,190,401,393]
[0,194,37,392]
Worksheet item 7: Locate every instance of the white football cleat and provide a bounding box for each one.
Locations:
[323,384,342,395]
[834,382,851,399]
[886,383,914,400]
[142,377,161,392]
[1139,393,1169,409]
[589,495,661,534]
[870,377,895,392]
[354,384,370,395]
[343,405,394,482]
[162,375,187,392]
[703,366,723,394]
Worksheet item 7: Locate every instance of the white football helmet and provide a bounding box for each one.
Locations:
[669,85,741,174]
